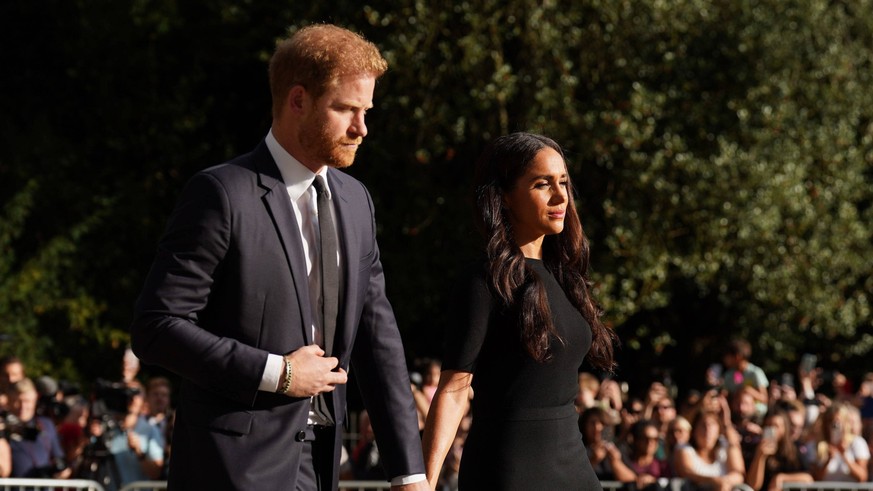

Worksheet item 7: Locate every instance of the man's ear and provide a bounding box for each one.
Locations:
[287,85,308,113]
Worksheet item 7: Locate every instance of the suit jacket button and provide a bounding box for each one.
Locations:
[296,431,307,442]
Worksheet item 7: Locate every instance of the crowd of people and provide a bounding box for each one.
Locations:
[413,339,873,491]
[0,350,173,491]
[1,338,872,491]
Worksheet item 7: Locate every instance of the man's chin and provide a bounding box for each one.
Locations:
[328,159,355,169]
[328,152,357,169]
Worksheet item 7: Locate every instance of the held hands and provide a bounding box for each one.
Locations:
[281,345,347,398]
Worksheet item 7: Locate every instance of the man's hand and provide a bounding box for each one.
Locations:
[127,431,143,455]
[391,481,430,491]
[281,345,347,398]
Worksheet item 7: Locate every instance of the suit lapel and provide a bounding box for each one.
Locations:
[254,142,314,346]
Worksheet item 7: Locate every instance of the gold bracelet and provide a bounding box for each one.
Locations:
[280,358,293,395]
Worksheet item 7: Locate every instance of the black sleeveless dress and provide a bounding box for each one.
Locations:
[442,258,602,490]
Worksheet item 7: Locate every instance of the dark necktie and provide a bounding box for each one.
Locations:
[312,176,338,356]
[312,177,337,425]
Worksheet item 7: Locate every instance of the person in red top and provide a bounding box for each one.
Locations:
[623,419,672,490]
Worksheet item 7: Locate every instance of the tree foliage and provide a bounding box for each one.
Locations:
[1,0,870,392]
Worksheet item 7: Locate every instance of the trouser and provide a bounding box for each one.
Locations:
[296,425,335,491]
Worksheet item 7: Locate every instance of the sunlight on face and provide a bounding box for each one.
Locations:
[299,74,375,170]
[503,147,569,255]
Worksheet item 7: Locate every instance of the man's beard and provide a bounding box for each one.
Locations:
[300,119,361,169]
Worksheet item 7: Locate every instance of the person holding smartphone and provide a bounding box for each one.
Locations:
[745,410,813,491]
[809,402,869,482]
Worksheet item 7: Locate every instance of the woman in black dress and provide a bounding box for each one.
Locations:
[422,132,617,490]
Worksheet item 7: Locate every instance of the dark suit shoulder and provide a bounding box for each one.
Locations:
[198,147,263,182]
[189,142,278,197]
[327,168,370,198]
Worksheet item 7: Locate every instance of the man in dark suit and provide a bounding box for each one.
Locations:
[130,24,427,490]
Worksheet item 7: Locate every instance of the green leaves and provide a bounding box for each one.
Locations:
[1,0,870,386]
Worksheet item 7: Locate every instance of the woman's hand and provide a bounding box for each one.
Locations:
[758,434,777,457]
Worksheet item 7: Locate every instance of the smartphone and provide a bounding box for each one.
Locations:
[709,363,723,379]
[707,363,723,389]
[781,373,795,388]
[800,354,817,374]
[763,426,776,442]
[602,424,615,442]
[830,423,843,445]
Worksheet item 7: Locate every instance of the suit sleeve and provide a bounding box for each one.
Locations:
[349,188,425,478]
[130,172,267,406]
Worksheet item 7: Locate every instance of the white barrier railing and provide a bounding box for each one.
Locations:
[2,478,871,491]
[781,484,873,491]
[338,482,393,490]
[601,480,872,491]
[0,478,105,491]
[119,481,167,491]
[119,480,395,491]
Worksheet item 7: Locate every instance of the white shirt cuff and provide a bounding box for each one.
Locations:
[391,474,426,486]
[259,353,285,392]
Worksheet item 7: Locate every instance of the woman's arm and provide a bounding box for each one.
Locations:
[0,437,10,478]
[745,446,769,490]
[421,370,473,489]
[605,442,636,482]
[725,430,746,476]
[844,447,868,482]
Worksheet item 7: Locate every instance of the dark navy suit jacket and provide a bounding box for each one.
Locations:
[131,141,424,489]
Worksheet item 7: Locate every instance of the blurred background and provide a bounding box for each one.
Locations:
[1,0,871,399]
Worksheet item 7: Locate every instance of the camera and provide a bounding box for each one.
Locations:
[0,412,42,441]
[91,379,141,416]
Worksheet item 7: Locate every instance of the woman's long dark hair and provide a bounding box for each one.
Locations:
[472,132,616,370]
[764,410,803,471]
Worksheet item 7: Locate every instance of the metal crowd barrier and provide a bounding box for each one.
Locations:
[0,478,105,491]
[4,478,872,491]
[337,482,393,490]
[119,480,395,490]
[120,482,166,491]
[781,484,873,491]
[601,479,689,491]
[601,480,873,491]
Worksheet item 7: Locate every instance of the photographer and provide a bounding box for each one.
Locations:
[81,380,163,491]
[5,378,70,478]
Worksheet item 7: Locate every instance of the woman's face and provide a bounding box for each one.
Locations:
[764,414,787,440]
[635,426,661,456]
[669,421,691,446]
[503,147,569,247]
[692,415,721,450]
[584,416,604,441]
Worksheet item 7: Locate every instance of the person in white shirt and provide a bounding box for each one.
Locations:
[810,401,870,482]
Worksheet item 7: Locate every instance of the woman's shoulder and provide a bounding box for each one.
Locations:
[849,435,871,458]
